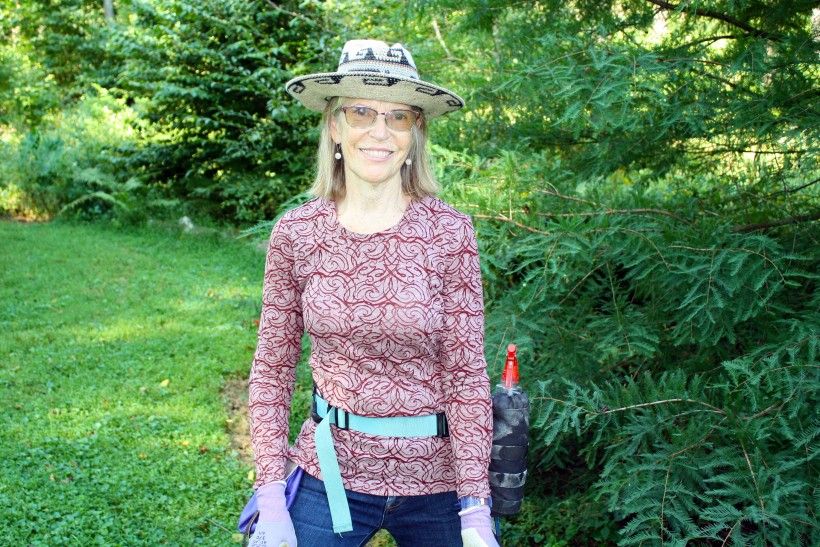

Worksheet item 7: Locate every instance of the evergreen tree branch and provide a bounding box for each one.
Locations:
[739,439,766,512]
[767,176,820,196]
[264,1,321,29]
[683,147,815,155]
[595,227,672,269]
[559,264,604,305]
[432,18,460,61]
[473,213,550,235]
[540,208,690,224]
[538,184,597,206]
[673,34,740,49]
[685,66,761,96]
[659,56,732,67]
[733,210,820,233]
[748,389,798,420]
[720,519,742,546]
[669,244,786,283]
[644,0,783,41]
[552,323,593,342]
[731,363,820,392]
[599,398,726,415]
[533,396,589,414]
[538,184,690,223]
[659,462,671,540]
[606,261,632,353]
[669,418,727,458]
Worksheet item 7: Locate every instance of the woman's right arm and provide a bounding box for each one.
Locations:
[248,217,304,488]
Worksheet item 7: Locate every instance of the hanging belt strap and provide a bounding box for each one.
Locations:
[311,388,449,533]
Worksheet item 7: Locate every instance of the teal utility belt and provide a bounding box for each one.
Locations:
[310,387,449,533]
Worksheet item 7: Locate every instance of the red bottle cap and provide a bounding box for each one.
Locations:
[501,343,519,389]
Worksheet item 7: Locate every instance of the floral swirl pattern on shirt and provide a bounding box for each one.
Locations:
[249,194,492,498]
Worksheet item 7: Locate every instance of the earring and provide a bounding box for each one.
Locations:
[334,144,342,160]
[405,158,412,165]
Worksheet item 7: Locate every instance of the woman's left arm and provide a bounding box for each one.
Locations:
[440,215,493,499]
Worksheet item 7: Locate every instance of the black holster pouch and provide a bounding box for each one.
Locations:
[489,389,529,516]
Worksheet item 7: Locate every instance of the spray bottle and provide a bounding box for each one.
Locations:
[489,343,530,535]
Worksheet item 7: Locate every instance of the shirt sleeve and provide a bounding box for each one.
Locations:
[248,217,303,488]
[440,217,493,498]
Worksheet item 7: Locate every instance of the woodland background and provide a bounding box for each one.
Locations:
[1,1,818,545]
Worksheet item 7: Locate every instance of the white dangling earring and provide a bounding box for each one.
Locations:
[405,158,412,165]
[334,144,342,160]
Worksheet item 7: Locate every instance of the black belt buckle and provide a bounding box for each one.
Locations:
[436,412,449,437]
[312,385,350,431]
[333,406,349,430]
[311,385,322,423]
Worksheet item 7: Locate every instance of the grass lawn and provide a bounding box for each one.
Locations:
[0,219,319,545]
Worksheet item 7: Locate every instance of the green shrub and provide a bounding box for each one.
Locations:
[0,45,61,128]
[114,0,329,222]
[0,87,144,220]
[430,138,819,544]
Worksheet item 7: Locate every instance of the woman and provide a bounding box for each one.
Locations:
[247,39,498,547]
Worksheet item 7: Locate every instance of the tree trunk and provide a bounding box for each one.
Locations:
[104,0,114,22]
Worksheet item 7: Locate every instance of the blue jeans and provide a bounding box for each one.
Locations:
[289,471,462,546]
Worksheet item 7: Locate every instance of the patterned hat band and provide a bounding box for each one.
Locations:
[337,42,420,80]
[285,39,464,118]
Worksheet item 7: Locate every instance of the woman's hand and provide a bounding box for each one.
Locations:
[459,505,499,547]
[247,482,297,547]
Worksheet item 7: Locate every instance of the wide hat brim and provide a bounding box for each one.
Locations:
[285,71,464,118]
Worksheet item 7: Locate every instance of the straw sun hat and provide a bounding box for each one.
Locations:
[285,39,464,118]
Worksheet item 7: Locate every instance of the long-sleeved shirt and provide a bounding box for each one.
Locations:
[248,194,492,498]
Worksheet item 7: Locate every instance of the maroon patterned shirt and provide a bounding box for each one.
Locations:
[249,194,492,498]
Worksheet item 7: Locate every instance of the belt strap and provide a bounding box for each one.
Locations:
[312,389,448,534]
[314,406,352,533]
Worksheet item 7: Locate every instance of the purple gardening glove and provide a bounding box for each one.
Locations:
[459,505,499,547]
[247,481,297,547]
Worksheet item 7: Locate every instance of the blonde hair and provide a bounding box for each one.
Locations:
[309,97,440,200]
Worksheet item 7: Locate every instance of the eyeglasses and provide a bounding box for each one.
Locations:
[338,106,420,132]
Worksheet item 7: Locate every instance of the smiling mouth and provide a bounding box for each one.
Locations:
[360,148,394,159]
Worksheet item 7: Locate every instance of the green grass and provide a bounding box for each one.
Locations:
[0,219,285,545]
[0,219,406,546]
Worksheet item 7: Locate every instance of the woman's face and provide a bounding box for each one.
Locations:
[330,98,415,189]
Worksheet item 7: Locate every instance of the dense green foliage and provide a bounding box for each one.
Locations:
[1,0,818,545]
[410,2,819,544]
[114,0,325,222]
[1,0,328,222]
[442,149,819,544]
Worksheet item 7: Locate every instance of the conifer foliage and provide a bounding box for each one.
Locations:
[114,0,327,222]
[404,1,819,543]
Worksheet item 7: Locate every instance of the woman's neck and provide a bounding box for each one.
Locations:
[335,180,411,233]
